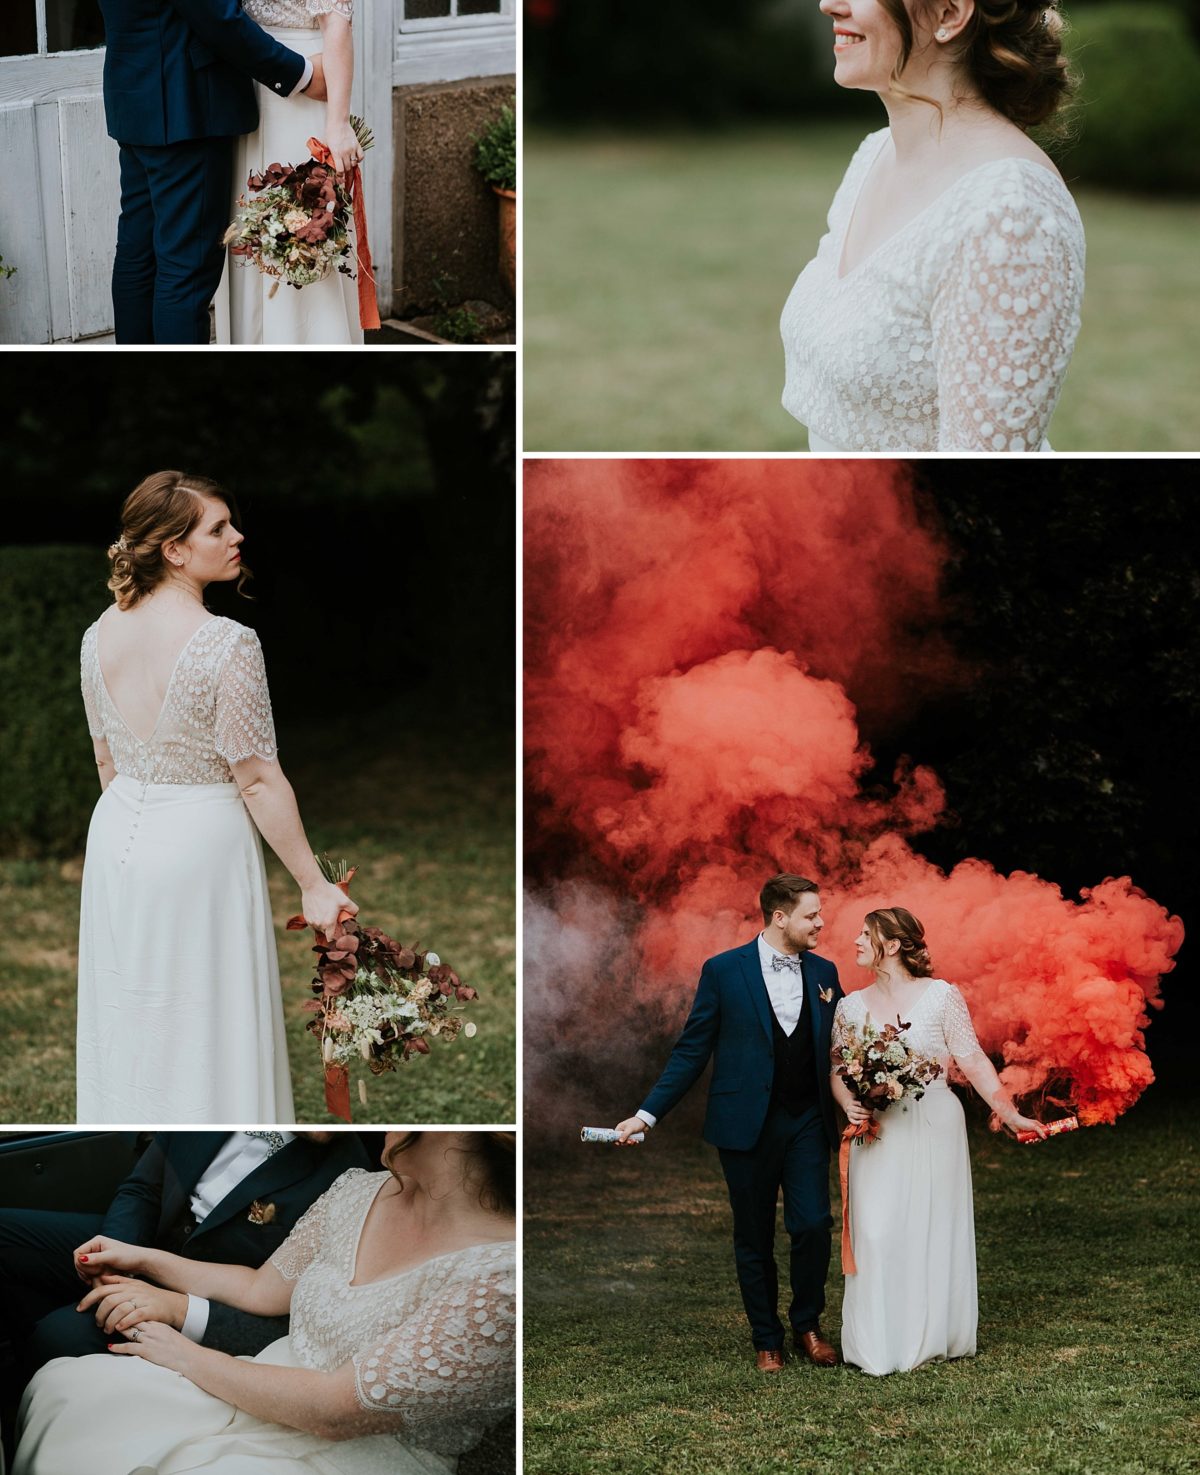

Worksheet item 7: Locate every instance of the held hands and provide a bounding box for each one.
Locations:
[303,52,328,103]
[73,1236,147,1285]
[301,879,359,936]
[614,1116,647,1145]
[107,1320,199,1376]
[77,1275,188,1335]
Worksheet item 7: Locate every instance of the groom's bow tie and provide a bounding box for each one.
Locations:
[770,954,804,974]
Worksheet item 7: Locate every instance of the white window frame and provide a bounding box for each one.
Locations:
[392,0,514,88]
[398,0,514,35]
[4,0,105,59]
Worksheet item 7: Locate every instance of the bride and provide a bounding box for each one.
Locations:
[214,0,366,345]
[782,0,1085,451]
[831,908,1046,1375]
[13,1131,516,1475]
[76,471,355,1123]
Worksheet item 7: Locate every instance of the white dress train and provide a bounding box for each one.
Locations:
[78,614,294,1124]
[834,979,982,1375]
[14,1170,516,1475]
[214,1,363,345]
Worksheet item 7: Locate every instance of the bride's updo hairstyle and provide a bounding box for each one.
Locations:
[107,470,252,610]
[385,1131,516,1217]
[864,907,936,979]
[881,0,1073,129]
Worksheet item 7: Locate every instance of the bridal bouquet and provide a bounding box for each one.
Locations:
[223,117,377,301]
[288,857,478,1121]
[834,1016,943,1147]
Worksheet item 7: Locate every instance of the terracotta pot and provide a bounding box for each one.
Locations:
[494,186,516,298]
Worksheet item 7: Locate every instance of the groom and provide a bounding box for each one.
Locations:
[616,874,844,1372]
[97,0,329,344]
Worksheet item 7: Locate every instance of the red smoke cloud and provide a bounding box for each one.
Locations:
[524,461,1184,1128]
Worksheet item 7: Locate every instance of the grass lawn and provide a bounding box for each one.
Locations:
[523,123,1200,452]
[0,714,515,1125]
[524,1091,1198,1475]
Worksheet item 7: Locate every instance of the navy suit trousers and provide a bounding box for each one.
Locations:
[717,1103,833,1349]
[0,1207,109,1376]
[113,138,233,344]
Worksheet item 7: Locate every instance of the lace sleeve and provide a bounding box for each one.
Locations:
[80,629,104,738]
[350,1261,515,1452]
[269,1182,334,1282]
[931,165,1084,452]
[831,999,850,1062]
[214,627,278,765]
[307,0,353,17]
[942,984,986,1064]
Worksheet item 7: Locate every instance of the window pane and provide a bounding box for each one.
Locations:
[458,0,501,11]
[404,0,451,17]
[0,5,38,58]
[46,0,105,51]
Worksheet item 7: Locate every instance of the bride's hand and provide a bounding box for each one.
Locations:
[1007,1112,1049,1139]
[844,1099,874,1125]
[302,879,359,936]
[108,1321,199,1377]
[323,117,363,177]
[72,1236,147,1284]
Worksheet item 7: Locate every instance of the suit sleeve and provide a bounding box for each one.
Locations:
[639,962,721,1125]
[165,0,306,93]
[101,1135,170,1244]
[203,1301,291,1357]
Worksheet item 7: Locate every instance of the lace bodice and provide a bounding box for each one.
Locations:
[80,615,277,785]
[241,0,352,27]
[271,1169,515,1457]
[832,978,984,1072]
[781,128,1085,451]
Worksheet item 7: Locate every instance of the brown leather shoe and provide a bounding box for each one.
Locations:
[795,1329,838,1366]
[756,1348,785,1372]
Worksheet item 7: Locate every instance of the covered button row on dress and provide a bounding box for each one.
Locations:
[119,782,149,866]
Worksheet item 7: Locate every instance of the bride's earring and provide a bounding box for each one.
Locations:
[936,26,949,40]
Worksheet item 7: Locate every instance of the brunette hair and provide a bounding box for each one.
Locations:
[864,907,935,978]
[107,470,252,610]
[385,1131,516,1217]
[879,0,1073,129]
[759,874,819,927]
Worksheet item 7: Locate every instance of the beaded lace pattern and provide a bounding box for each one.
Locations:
[831,978,986,1072]
[242,0,353,27]
[271,1169,516,1456]
[80,615,278,785]
[781,128,1085,452]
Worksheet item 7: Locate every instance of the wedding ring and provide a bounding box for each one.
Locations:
[130,1327,141,1341]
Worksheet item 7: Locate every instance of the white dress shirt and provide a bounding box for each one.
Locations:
[637,936,805,1130]
[180,1131,296,1342]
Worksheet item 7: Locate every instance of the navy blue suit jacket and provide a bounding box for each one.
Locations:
[640,941,844,1152]
[98,0,307,145]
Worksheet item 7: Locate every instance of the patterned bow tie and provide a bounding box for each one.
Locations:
[770,954,803,974]
[243,1131,287,1154]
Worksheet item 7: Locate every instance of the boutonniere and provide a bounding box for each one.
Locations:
[818,988,834,1005]
[248,1200,277,1225]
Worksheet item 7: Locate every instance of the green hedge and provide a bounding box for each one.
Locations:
[1059,5,1200,194]
[0,546,111,856]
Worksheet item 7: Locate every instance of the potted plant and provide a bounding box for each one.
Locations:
[472,103,516,297]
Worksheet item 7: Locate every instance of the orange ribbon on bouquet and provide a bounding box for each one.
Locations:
[307,137,381,332]
[287,868,359,1121]
[838,1116,879,1275]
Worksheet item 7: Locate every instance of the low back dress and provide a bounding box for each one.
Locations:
[78,613,294,1123]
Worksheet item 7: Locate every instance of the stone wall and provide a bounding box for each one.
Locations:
[392,75,515,315]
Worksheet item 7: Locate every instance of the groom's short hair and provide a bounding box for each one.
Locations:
[760,874,819,925]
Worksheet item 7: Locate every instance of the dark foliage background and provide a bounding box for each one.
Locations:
[0,354,515,854]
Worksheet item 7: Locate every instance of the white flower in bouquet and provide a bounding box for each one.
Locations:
[426,952,441,967]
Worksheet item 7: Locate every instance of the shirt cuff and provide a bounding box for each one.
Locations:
[181,1295,211,1343]
[635,1111,656,1129]
[290,58,315,98]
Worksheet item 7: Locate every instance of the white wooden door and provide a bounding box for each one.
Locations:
[0,1,116,343]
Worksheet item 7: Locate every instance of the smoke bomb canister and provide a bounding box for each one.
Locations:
[580,1126,644,1145]
[1017,1114,1079,1143]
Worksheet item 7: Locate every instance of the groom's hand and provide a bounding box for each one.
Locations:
[303,53,328,102]
[614,1116,648,1144]
[78,1275,188,1335]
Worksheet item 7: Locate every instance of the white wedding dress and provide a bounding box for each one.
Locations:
[781,128,1085,451]
[833,979,981,1376]
[14,1169,516,1475]
[213,0,363,345]
[78,614,294,1124]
